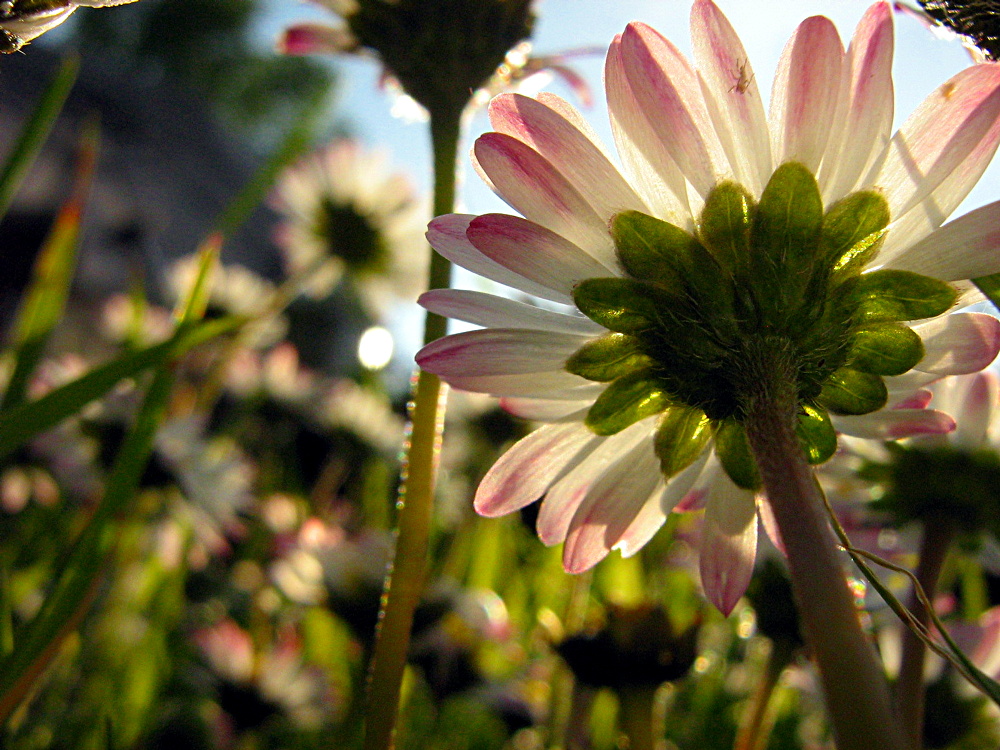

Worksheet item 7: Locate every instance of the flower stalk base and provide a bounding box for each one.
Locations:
[741,338,905,750]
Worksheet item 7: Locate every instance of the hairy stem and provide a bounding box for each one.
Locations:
[741,339,905,750]
[362,104,461,750]
[895,518,955,750]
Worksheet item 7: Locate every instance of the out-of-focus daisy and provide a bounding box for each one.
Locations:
[416,0,1000,613]
[0,0,136,52]
[271,139,427,315]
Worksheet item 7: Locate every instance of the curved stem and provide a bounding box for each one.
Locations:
[362,103,462,750]
[741,341,905,750]
[895,519,955,750]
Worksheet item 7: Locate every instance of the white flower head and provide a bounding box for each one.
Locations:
[416,1,1000,614]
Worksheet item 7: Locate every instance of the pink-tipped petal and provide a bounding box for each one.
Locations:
[489,93,648,220]
[605,37,691,224]
[831,408,956,439]
[699,478,758,616]
[769,15,845,174]
[474,421,599,518]
[891,388,933,410]
[500,397,592,422]
[416,328,593,378]
[418,289,602,336]
[440,371,604,400]
[952,371,999,447]
[615,449,711,556]
[871,64,1000,221]
[562,437,662,573]
[620,22,723,198]
[279,24,355,55]
[537,419,653,546]
[912,312,1000,375]
[691,0,772,194]
[822,3,895,200]
[467,213,618,292]
[427,215,571,303]
[473,133,615,261]
[884,199,1000,280]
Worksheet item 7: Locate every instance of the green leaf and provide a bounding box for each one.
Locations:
[565,333,651,382]
[0,55,78,223]
[585,369,671,435]
[714,419,761,491]
[852,269,957,323]
[848,323,924,376]
[654,405,712,479]
[750,161,824,320]
[1,122,99,411]
[822,190,890,277]
[817,367,888,415]
[698,180,756,275]
[0,316,242,461]
[796,405,837,464]
[573,278,670,334]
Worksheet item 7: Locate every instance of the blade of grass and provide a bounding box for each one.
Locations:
[0,55,78,223]
[1,118,100,411]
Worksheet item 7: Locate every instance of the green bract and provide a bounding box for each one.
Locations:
[563,161,956,489]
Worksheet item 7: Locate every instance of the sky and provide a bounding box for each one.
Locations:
[256,0,999,365]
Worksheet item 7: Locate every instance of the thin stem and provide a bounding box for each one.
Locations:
[734,640,796,750]
[895,519,955,750]
[362,103,462,750]
[741,340,905,750]
[618,687,657,750]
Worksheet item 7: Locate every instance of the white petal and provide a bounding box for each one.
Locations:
[416,328,592,378]
[932,371,999,448]
[912,312,1000,375]
[427,214,572,303]
[474,421,599,518]
[769,15,845,175]
[691,0,772,195]
[536,418,654,546]
[699,478,758,616]
[831,408,955,439]
[500,398,592,422]
[440,372,605,400]
[418,289,603,336]
[563,435,663,573]
[883,200,1000,280]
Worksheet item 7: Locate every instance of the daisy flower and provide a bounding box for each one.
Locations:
[415,0,1000,614]
[271,139,428,316]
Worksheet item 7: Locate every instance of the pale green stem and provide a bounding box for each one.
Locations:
[362,104,461,750]
[734,640,795,750]
[741,340,905,750]
[618,687,657,750]
[895,519,955,750]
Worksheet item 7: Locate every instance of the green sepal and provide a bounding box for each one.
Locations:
[816,367,888,415]
[714,419,762,491]
[852,269,957,323]
[847,323,924,376]
[750,162,824,323]
[654,405,712,479]
[974,272,1000,313]
[795,404,837,465]
[612,210,736,336]
[698,181,756,275]
[574,277,673,334]
[585,369,673,436]
[565,333,653,383]
[822,190,890,278]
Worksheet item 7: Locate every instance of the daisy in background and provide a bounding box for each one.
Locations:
[416,0,1000,615]
[270,139,428,317]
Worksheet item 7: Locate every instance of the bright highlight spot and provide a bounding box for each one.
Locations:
[358,326,394,370]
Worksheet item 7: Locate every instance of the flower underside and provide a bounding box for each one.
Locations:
[565,161,958,490]
[316,199,388,275]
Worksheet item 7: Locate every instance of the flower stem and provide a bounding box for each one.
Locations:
[734,639,795,750]
[741,339,905,750]
[895,518,955,750]
[362,104,461,750]
[618,686,657,750]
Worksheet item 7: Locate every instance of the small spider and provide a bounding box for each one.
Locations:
[728,58,754,94]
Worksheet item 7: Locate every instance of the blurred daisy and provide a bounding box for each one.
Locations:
[416,0,1000,613]
[271,139,427,315]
